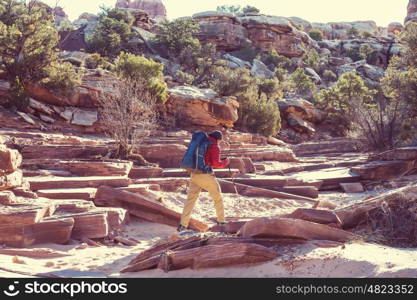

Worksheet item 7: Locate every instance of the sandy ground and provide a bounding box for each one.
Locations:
[1,190,416,278]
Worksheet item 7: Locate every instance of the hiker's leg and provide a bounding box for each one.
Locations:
[180,174,202,228]
[203,175,225,223]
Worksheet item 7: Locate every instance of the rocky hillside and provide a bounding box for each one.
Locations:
[0,0,417,278]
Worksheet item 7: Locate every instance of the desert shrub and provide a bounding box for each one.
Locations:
[275,67,288,82]
[309,29,324,41]
[209,67,281,136]
[359,44,378,64]
[257,78,283,100]
[290,68,316,96]
[347,26,360,38]
[85,53,110,69]
[315,72,376,135]
[216,5,242,15]
[361,31,373,39]
[261,49,295,70]
[87,8,135,57]
[242,5,260,14]
[153,17,200,59]
[174,71,195,85]
[322,70,337,82]
[98,77,157,161]
[114,52,168,102]
[379,22,417,147]
[344,47,362,62]
[304,49,321,71]
[41,62,82,97]
[0,0,79,109]
[242,97,281,136]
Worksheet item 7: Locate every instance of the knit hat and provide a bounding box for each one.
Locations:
[209,130,223,140]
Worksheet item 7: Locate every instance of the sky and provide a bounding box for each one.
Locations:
[42,0,409,27]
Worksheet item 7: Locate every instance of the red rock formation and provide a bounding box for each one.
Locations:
[239,15,312,58]
[116,0,167,20]
[166,86,239,129]
[193,12,248,51]
[406,0,417,23]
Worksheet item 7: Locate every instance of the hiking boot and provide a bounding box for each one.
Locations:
[177,225,187,232]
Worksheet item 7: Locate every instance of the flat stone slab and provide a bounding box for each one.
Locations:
[340,182,365,193]
[36,188,97,200]
[29,176,131,191]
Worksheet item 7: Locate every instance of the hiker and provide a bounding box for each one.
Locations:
[177,130,229,232]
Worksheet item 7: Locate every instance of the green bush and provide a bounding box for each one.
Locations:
[216,5,242,15]
[257,78,283,100]
[304,49,321,71]
[309,29,324,41]
[85,53,110,69]
[322,70,337,82]
[347,26,360,38]
[275,67,288,82]
[154,17,200,59]
[0,0,79,108]
[359,44,377,64]
[41,62,82,97]
[242,5,260,14]
[261,49,295,70]
[114,52,168,102]
[315,72,375,133]
[174,71,195,85]
[87,8,135,57]
[209,66,281,136]
[290,68,316,96]
[243,97,281,136]
[361,31,373,39]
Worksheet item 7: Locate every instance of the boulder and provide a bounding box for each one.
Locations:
[287,114,316,135]
[63,212,109,240]
[0,144,22,174]
[0,191,16,205]
[406,0,417,23]
[26,71,118,108]
[167,86,239,128]
[277,98,326,124]
[193,11,248,51]
[337,59,367,76]
[251,59,275,79]
[238,217,356,242]
[304,68,321,84]
[223,54,251,69]
[0,170,23,191]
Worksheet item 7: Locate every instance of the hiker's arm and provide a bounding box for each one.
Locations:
[209,145,229,168]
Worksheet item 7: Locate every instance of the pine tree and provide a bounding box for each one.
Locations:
[0,0,79,108]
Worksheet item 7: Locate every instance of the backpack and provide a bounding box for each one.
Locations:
[180,132,213,174]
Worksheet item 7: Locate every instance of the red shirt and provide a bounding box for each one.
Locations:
[204,137,229,169]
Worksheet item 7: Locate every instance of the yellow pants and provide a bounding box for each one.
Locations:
[180,173,225,227]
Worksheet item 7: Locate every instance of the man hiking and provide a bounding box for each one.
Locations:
[178,130,229,232]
